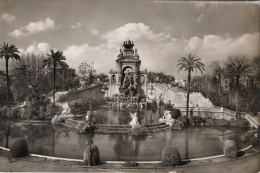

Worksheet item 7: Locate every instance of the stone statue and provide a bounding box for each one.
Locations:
[159,110,175,127]
[129,112,140,129]
[85,111,91,122]
[85,111,95,124]
[51,102,74,124]
[61,102,71,115]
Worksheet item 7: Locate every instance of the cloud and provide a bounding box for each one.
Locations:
[90,29,100,36]
[165,25,174,31]
[1,13,16,24]
[9,18,55,38]
[63,44,117,73]
[193,2,207,11]
[101,23,170,48]
[20,42,51,55]
[91,23,260,78]
[18,23,259,79]
[9,29,24,38]
[196,13,205,23]
[71,22,83,29]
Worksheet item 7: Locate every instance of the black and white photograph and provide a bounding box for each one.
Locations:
[0,0,259,172]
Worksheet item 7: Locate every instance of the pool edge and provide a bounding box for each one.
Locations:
[0,144,253,163]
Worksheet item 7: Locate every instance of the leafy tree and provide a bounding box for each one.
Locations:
[43,50,68,105]
[177,54,205,118]
[224,56,253,118]
[147,71,175,84]
[11,54,52,101]
[0,42,21,109]
[96,73,109,83]
[79,62,96,85]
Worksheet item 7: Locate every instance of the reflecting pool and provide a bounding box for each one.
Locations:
[0,119,249,161]
[93,108,160,125]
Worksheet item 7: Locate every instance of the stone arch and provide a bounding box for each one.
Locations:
[122,66,134,73]
[121,66,134,85]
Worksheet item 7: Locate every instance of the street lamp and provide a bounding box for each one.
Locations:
[88,99,93,166]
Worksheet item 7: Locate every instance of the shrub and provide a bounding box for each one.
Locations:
[230,118,249,127]
[23,95,63,120]
[190,116,205,124]
[45,103,63,119]
[9,138,29,157]
[123,161,138,167]
[214,119,230,127]
[205,118,214,126]
[161,145,181,166]
[0,106,8,118]
[189,116,196,124]
[9,109,20,118]
[223,140,238,158]
[171,109,181,119]
[172,120,184,130]
[178,116,188,126]
[77,121,86,133]
[83,145,100,165]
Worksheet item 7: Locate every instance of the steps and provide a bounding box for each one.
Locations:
[152,83,214,108]
[64,118,80,128]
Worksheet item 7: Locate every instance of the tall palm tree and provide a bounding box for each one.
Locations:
[224,56,253,118]
[177,54,205,119]
[0,42,21,109]
[43,50,68,105]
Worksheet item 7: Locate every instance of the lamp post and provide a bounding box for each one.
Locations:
[234,76,239,119]
[88,99,92,166]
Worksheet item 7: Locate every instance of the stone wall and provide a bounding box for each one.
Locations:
[107,84,120,97]
[58,85,105,102]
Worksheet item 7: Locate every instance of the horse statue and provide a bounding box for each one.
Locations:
[159,110,175,127]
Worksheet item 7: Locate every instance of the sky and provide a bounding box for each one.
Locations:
[0,0,259,79]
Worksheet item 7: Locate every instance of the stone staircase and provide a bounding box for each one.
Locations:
[152,83,214,108]
[64,118,79,128]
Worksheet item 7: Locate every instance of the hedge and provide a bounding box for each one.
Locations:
[223,140,238,158]
[161,145,181,166]
[9,138,29,157]
[83,145,100,165]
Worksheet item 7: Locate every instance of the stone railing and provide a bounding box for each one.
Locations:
[176,106,236,120]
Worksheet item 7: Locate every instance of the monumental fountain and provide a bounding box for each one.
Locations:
[107,40,148,110]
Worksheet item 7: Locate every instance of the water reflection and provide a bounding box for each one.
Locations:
[94,109,160,125]
[0,119,250,161]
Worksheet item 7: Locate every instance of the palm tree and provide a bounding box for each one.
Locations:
[224,56,253,118]
[177,54,205,119]
[0,42,21,109]
[43,50,68,105]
